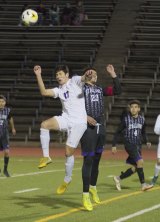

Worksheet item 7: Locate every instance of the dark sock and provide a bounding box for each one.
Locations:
[82,156,93,192]
[4,156,9,171]
[119,168,135,180]
[90,153,102,186]
[136,167,145,184]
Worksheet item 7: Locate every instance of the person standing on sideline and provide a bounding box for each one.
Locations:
[79,65,121,211]
[0,95,16,177]
[150,114,160,185]
[33,64,92,179]
[112,100,153,191]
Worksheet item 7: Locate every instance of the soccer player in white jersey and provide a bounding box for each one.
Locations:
[151,114,160,185]
[34,64,91,188]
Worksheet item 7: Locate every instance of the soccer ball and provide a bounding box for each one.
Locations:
[21,9,38,26]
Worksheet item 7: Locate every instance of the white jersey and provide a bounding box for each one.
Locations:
[52,76,87,123]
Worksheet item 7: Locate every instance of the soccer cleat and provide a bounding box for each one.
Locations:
[89,187,101,204]
[151,176,158,185]
[38,157,52,169]
[3,170,10,177]
[56,181,71,194]
[82,193,93,211]
[113,176,121,191]
[141,183,153,191]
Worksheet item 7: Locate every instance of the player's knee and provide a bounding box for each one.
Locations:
[65,149,75,157]
[137,159,143,167]
[4,150,9,156]
[131,166,136,173]
[84,155,93,166]
[41,121,50,129]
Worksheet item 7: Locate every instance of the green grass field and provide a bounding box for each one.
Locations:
[1,155,160,222]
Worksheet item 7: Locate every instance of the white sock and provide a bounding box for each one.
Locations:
[83,192,89,195]
[64,155,74,183]
[154,164,160,177]
[40,128,50,157]
[90,185,97,190]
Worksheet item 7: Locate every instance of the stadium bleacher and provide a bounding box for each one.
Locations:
[106,0,160,144]
[0,0,118,143]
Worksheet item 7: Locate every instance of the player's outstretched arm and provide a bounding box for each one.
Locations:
[33,65,55,97]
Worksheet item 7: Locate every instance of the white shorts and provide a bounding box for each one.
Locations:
[54,115,87,148]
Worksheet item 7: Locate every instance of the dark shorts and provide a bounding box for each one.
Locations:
[80,124,106,156]
[0,134,9,151]
[124,142,142,166]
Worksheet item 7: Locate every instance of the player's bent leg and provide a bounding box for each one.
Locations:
[39,117,60,169]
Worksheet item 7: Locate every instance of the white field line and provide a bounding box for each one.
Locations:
[14,188,40,194]
[112,204,160,222]
[107,175,115,178]
[0,164,124,179]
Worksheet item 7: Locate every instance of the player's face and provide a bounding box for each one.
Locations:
[129,104,140,117]
[56,71,69,85]
[0,99,6,109]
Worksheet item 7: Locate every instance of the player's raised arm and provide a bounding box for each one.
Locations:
[106,64,117,78]
[81,69,93,82]
[33,65,55,97]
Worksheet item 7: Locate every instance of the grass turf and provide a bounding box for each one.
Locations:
[0,156,160,222]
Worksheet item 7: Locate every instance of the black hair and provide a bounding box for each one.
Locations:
[0,95,6,101]
[128,99,141,107]
[54,64,69,75]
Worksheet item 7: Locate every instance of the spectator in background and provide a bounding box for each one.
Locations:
[36,1,47,25]
[60,2,72,25]
[72,0,88,26]
[49,3,60,26]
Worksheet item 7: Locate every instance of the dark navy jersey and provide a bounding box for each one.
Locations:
[84,77,121,123]
[84,84,104,123]
[112,112,148,146]
[0,107,11,138]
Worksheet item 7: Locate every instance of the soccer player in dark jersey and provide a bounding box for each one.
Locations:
[81,64,121,211]
[0,95,16,177]
[112,100,153,191]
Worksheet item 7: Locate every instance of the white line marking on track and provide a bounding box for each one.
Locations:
[0,164,124,179]
[14,188,40,194]
[112,204,160,222]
